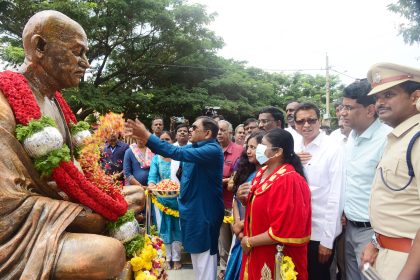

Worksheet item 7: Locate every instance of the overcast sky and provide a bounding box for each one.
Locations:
[188,0,420,84]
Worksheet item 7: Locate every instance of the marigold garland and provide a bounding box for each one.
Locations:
[150,195,180,218]
[0,70,127,221]
[281,256,298,280]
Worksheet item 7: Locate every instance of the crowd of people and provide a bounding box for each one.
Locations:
[122,62,420,280]
[0,9,419,280]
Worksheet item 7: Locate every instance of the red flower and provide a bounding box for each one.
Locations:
[0,70,128,220]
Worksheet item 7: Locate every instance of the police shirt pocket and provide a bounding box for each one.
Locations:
[378,158,398,182]
[396,158,410,180]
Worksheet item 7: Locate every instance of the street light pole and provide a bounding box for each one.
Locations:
[324,53,331,125]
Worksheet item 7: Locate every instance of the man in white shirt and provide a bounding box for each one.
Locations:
[341,79,392,280]
[294,103,345,280]
[330,99,345,142]
[285,100,303,144]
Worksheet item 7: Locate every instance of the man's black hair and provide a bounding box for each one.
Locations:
[343,79,375,106]
[175,123,189,133]
[294,103,321,120]
[243,118,257,127]
[399,81,420,95]
[197,116,219,138]
[258,106,285,129]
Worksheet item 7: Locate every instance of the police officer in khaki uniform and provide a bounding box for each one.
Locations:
[360,62,420,280]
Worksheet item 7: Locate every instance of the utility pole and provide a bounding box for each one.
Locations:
[324,53,331,125]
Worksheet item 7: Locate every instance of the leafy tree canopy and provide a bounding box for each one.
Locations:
[0,0,343,128]
[388,0,420,45]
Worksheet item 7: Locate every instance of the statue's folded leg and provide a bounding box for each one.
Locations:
[54,232,125,280]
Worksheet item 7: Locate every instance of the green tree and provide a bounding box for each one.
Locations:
[0,0,223,119]
[388,0,420,44]
[0,0,344,127]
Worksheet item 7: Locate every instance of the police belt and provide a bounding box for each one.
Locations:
[376,233,413,253]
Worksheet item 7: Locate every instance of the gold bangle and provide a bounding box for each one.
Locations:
[246,237,253,248]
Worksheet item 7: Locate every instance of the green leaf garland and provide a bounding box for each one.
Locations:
[124,234,146,258]
[16,116,56,141]
[34,146,71,177]
[70,121,90,135]
[106,210,135,231]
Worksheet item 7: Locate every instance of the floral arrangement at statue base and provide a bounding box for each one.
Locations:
[108,211,167,280]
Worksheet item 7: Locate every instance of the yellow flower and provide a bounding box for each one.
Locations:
[131,256,145,272]
[223,215,234,224]
[281,256,298,280]
[161,243,166,254]
[151,195,180,217]
[134,270,146,280]
[145,235,151,244]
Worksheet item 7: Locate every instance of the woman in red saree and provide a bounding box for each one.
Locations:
[239,128,311,280]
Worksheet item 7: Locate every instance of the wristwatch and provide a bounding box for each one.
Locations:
[371,234,381,250]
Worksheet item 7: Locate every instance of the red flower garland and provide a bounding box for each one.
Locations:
[0,71,41,125]
[0,71,127,220]
[55,91,77,125]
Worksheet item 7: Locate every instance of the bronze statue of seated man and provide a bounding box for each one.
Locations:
[0,10,144,279]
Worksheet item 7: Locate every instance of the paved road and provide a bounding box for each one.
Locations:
[166,264,195,280]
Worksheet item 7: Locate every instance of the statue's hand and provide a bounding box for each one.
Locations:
[123,185,146,219]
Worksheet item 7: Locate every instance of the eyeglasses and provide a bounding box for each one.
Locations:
[191,124,208,133]
[295,118,318,125]
[340,105,363,112]
[257,119,274,125]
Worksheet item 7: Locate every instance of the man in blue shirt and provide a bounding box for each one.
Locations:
[125,116,224,280]
[340,79,392,280]
[101,131,129,180]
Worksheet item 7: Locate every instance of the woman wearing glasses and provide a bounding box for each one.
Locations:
[239,128,311,280]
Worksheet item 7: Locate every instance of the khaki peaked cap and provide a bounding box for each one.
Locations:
[367,62,420,95]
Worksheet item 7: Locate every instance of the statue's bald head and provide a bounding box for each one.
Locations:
[22,10,86,61]
[20,10,90,92]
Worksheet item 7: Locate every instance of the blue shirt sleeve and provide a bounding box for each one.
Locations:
[123,149,134,178]
[148,155,160,185]
[147,135,220,165]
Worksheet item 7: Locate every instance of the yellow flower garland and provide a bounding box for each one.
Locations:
[145,190,233,223]
[148,192,180,218]
[281,256,298,280]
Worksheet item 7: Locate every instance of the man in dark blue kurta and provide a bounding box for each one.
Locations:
[126,116,224,280]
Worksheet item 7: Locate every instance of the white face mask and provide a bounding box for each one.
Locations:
[255,144,270,165]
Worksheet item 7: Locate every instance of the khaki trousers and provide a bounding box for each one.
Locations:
[375,249,408,280]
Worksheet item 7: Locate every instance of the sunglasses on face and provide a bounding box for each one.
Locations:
[295,118,318,125]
